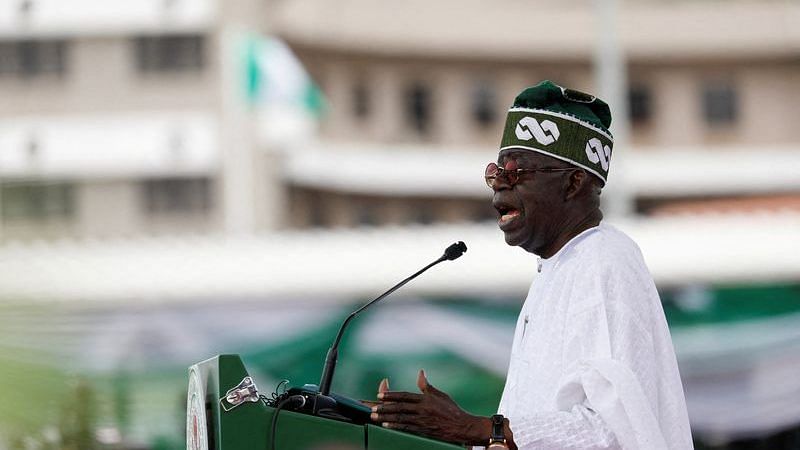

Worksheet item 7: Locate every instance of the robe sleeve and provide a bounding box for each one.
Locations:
[509,404,620,449]
[553,358,669,450]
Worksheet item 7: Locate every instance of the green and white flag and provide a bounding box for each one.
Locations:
[243,35,325,116]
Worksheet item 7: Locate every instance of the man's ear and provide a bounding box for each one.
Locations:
[564,169,587,201]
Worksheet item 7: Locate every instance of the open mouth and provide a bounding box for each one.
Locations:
[495,202,521,228]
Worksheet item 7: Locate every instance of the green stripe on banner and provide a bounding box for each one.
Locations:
[662,283,800,327]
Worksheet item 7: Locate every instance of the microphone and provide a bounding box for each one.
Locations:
[282,241,467,424]
[443,241,467,261]
[318,241,467,396]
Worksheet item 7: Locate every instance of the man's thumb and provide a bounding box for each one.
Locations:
[416,369,429,392]
[378,377,390,394]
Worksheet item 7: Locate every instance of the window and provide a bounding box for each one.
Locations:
[405,83,431,135]
[702,81,738,126]
[472,203,496,222]
[135,35,205,73]
[628,84,653,124]
[0,39,67,77]
[471,82,497,127]
[411,204,435,225]
[356,204,378,226]
[307,192,327,228]
[142,178,211,214]
[352,79,370,120]
[1,182,75,221]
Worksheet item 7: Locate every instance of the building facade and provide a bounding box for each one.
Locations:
[0,0,281,241]
[2,0,799,239]
[269,0,800,228]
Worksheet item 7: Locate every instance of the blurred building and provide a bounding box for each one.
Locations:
[267,0,800,228]
[2,0,799,239]
[0,0,282,241]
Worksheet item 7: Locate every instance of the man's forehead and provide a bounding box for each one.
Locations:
[497,149,549,164]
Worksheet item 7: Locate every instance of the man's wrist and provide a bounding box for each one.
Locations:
[464,415,493,446]
[502,418,517,450]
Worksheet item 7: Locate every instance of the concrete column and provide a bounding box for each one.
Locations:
[435,69,469,146]
[68,38,130,109]
[320,63,353,141]
[252,150,286,229]
[740,65,796,146]
[594,0,632,217]
[77,181,142,237]
[218,27,257,234]
[654,69,702,146]
[371,65,403,143]
[216,0,292,233]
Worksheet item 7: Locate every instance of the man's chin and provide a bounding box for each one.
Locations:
[502,228,528,248]
[501,227,540,254]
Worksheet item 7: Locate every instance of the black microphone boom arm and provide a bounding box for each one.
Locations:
[317,241,467,396]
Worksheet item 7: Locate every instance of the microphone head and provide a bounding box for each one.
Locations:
[443,241,467,261]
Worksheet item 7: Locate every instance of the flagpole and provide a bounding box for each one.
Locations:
[594,0,633,218]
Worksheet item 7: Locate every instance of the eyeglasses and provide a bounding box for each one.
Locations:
[484,161,574,188]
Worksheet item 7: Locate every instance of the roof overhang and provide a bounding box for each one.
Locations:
[0,0,216,38]
[1,215,798,305]
[283,143,800,199]
[272,0,800,61]
[0,112,219,179]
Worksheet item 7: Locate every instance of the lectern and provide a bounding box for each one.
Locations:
[187,354,462,450]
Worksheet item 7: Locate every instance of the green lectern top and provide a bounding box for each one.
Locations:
[187,354,462,450]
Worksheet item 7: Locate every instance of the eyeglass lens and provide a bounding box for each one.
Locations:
[485,160,519,187]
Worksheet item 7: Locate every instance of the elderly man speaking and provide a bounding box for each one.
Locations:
[369,81,693,450]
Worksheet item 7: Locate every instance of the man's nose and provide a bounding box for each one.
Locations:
[490,174,513,192]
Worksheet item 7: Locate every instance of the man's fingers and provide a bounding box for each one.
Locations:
[372,402,418,414]
[373,413,418,424]
[360,400,380,408]
[378,377,390,394]
[378,391,423,403]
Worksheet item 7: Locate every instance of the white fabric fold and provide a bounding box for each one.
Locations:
[556,360,669,450]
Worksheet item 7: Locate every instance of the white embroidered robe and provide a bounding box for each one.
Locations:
[498,224,693,449]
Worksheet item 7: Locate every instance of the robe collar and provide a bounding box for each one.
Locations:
[537,224,602,273]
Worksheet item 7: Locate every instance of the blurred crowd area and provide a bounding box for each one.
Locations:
[1,0,800,449]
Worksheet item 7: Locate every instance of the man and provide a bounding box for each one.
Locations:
[369,81,693,449]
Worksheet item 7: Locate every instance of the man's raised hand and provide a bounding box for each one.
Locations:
[369,369,491,446]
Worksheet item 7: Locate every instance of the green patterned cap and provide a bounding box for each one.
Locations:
[500,80,614,184]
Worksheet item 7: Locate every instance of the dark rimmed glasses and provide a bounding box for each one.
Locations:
[484,161,575,189]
